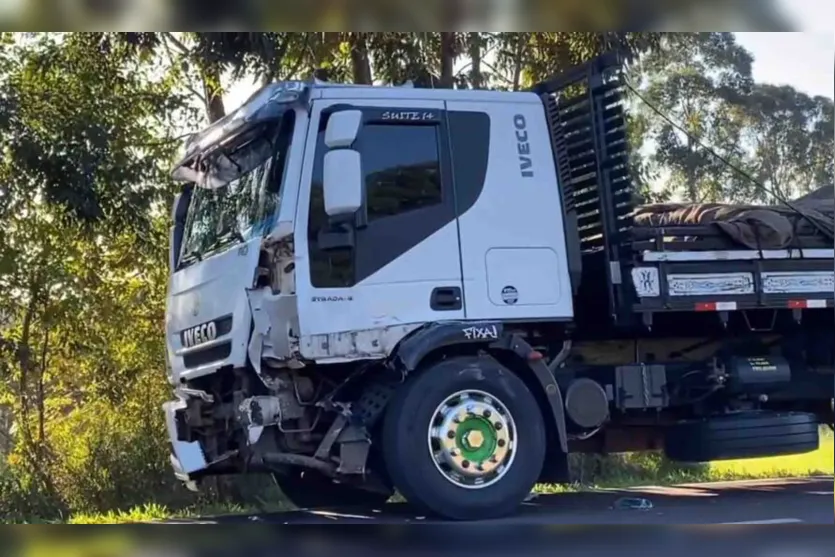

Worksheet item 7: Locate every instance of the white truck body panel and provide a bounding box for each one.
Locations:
[293,97,465,361]
[447,98,573,321]
[165,236,261,384]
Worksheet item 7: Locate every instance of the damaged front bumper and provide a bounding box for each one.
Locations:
[162,398,208,487]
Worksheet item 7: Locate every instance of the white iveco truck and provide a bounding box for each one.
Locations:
[163,53,834,520]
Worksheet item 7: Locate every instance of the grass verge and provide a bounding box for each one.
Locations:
[65,430,834,523]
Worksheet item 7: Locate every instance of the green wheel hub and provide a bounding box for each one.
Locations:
[427,389,516,489]
[455,416,497,464]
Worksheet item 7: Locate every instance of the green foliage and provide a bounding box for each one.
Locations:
[740,84,834,201]
[629,32,833,203]
[1,34,187,227]
[630,33,755,202]
[0,32,195,523]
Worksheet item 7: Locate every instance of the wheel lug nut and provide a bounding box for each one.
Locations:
[462,460,470,469]
[483,409,491,418]
[490,456,498,463]
[497,439,506,448]
[477,464,484,471]
[447,430,456,439]
[494,422,503,430]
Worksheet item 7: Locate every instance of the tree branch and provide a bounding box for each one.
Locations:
[161,32,191,57]
[161,33,207,105]
[280,33,311,81]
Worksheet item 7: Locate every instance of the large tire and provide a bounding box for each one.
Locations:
[381,355,546,521]
[273,470,392,510]
[664,411,820,462]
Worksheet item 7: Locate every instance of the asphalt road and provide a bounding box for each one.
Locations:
[168,476,833,525]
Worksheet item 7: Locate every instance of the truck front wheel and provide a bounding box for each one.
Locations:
[381,355,546,520]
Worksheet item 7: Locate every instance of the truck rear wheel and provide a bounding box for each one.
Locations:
[381,355,546,520]
[664,411,820,462]
[273,470,392,510]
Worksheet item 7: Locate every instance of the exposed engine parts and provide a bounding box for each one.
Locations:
[238,396,285,428]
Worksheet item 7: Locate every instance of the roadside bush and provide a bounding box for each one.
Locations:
[569,452,709,486]
[0,372,199,522]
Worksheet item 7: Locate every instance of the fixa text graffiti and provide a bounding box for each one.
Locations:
[461,325,499,340]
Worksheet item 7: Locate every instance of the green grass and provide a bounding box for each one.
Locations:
[67,500,292,524]
[537,428,834,494]
[52,430,835,523]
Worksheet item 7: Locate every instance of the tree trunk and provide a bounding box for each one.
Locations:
[439,32,455,89]
[37,327,49,444]
[201,66,226,123]
[685,136,698,202]
[349,33,372,84]
[14,282,65,513]
[468,33,483,89]
[17,283,38,430]
[512,38,525,92]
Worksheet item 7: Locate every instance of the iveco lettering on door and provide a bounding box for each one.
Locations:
[514,114,534,178]
[181,321,218,349]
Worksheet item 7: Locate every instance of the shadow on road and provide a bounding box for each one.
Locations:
[164,476,834,525]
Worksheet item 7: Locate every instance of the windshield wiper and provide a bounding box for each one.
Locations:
[183,250,202,262]
[203,229,246,255]
[178,230,245,270]
[177,249,202,270]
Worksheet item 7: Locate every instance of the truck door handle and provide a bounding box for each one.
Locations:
[430,287,462,311]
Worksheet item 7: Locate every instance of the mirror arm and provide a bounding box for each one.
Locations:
[317,218,355,251]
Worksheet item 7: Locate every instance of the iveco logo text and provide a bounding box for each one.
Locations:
[514,114,534,178]
[182,321,218,349]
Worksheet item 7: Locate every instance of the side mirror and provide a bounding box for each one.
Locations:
[325,110,362,148]
[323,149,362,217]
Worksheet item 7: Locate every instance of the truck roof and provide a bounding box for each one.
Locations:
[312,79,542,104]
[173,78,543,177]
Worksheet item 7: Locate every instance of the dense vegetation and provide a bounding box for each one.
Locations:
[0,32,831,522]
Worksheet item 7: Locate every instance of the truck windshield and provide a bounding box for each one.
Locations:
[179,110,296,266]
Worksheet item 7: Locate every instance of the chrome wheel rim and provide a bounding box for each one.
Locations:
[426,389,516,489]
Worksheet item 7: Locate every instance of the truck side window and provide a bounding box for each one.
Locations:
[360,124,442,221]
[308,118,450,289]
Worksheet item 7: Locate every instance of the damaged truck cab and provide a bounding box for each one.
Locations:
[163,55,834,521]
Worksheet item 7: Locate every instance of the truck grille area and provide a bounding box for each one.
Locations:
[182,341,232,369]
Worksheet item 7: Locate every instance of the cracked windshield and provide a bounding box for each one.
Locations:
[180,112,295,264]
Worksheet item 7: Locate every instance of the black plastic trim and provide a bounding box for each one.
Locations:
[182,341,232,369]
[395,321,504,371]
[430,286,463,311]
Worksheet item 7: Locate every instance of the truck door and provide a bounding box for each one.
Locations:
[295,99,465,359]
[444,99,574,322]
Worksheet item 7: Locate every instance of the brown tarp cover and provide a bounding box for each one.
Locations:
[633,185,834,250]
